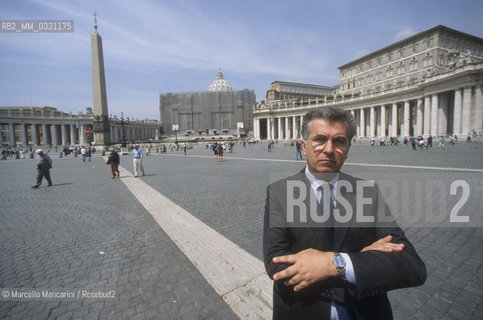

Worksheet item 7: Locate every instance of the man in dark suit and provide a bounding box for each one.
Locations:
[263,107,426,320]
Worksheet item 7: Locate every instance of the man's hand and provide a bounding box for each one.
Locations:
[361,235,404,253]
[272,249,336,292]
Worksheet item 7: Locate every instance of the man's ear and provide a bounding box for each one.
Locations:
[301,139,307,155]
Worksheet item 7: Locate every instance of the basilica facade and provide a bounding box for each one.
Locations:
[159,69,256,136]
[253,25,483,140]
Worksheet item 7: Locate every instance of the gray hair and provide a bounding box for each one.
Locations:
[300,107,357,140]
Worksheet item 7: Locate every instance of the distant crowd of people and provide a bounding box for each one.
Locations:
[364,131,480,151]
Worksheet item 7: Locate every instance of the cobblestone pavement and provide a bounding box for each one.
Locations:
[0,155,237,320]
[1,141,482,319]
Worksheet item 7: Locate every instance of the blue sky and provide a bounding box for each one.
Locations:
[1,0,482,120]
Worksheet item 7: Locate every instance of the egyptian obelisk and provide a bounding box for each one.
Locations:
[91,12,110,145]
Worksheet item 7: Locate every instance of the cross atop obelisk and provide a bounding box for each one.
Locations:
[91,12,110,144]
[93,12,98,31]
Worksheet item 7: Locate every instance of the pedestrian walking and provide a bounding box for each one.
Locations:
[427,136,433,148]
[439,136,445,149]
[183,144,187,156]
[81,146,87,161]
[132,144,145,177]
[213,143,218,161]
[31,149,52,188]
[87,146,92,161]
[217,143,224,161]
[411,136,417,150]
[295,140,303,160]
[418,138,427,150]
[106,148,120,179]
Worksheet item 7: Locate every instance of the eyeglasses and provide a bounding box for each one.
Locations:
[307,135,350,151]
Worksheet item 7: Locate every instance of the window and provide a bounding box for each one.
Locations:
[425,39,432,49]
[368,61,373,69]
[359,65,364,72]
[378,57,382,65]
[386,67,393,78]
[388,53,393,62]
[412,45,417,54]
[400,48,404,58]
[410,58,418,71]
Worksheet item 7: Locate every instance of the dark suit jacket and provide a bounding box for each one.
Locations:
[263,169,426,320]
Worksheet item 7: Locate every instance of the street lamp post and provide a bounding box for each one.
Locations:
[117,112,129,147]
[172,124,179,145]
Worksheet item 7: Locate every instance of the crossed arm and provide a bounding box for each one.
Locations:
[272,235,404,292]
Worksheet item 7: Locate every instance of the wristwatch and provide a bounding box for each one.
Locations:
[333,252,346,279]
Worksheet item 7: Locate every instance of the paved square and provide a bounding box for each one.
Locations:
[1,141,482,319]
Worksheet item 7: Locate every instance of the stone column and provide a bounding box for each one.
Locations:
[51,125,59,145]
[369,107,375,137]
[277,117,282,140]
[438,93,448,136]
[292,117,297,139]
[380,106,386,137]
[110,126,114,143]
[285,117,289,140]
[424,96,431,136]
[403,101,410,137]
[267,117,272,140]
[462,87,472,136]
[476,85,483,134]
[391,103,398,137]
[453,88,462,135]
[416,98,424,136]
[8,123,16,146]
[253,119,257,139]
[430,94,439,136]
[70,124,77,145]
[253,119,258,139]
[80,124,87,145]
[21,123,28,146]
[32,124,40,145]
[360,108,365,137]
[62,124,69,145]
[299,116,304,139]
[42,124,51,145]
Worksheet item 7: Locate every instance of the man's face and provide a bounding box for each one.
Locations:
[301,118,351,174]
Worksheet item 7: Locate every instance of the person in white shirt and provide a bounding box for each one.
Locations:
[132,144,145,177]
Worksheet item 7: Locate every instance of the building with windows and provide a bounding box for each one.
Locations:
[266,81,337,102]
[160,69,256,136]
[253,25,483,140]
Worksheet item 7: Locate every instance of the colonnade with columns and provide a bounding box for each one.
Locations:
[352,85,482,138]
[0,122,93,146]
[253,115,305,140]
[253,84,482,140]
[109,125,159,144]
[1,121,160,146]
